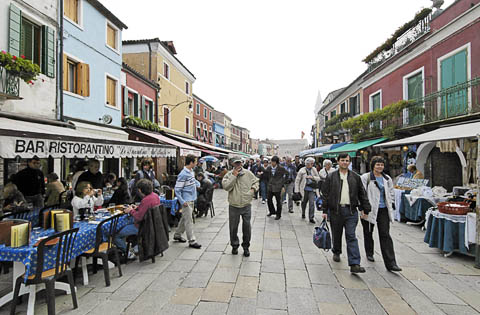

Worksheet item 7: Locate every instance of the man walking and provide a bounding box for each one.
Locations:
[295,157,320,223]
[223,157,259,257]
[284,157,297,213]
[265,156,287,220]
[321,153,371,273]
[174,154,202,249]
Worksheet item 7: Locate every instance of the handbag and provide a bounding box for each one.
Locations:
[292,192,302,202]
[313,219,331,251]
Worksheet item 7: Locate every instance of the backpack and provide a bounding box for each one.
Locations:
[313,219,331,251]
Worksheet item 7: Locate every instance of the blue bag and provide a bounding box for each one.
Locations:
[313,219,331,251]
[315,196,323,210]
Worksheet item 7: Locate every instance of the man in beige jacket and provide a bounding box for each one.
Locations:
[222,157,259,257]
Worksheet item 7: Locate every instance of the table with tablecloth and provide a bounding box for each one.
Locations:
[5,208,41,227]
[160,197,179,215]
[393,189,404,221]
[399,192,435,222]
[424,209,476,255]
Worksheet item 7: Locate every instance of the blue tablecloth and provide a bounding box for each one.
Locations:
[0,213,132,280]
[160,197,179,215]
[5,208,41,227]
[424,212,469,254]
[399,192,431,222]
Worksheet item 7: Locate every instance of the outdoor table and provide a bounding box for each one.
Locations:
[399,192,432,222]
[393,188,405,221]
[5,208,41,227]
[424,209,476,256]
[0,212,132,315]
[160,197,179,215]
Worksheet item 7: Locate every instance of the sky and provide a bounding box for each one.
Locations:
[101,0,454,141]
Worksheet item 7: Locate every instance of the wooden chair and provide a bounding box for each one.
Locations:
[74,214,123,286]
[10,228,79,315]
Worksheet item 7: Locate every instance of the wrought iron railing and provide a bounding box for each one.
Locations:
[0,66,20,97]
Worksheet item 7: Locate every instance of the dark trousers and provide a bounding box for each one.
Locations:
[361,207,397,268]
[301,190,316,219]
[25,194,44,208]
[330,206,361,266]
[229,205,251,249]
[267,191,282,218]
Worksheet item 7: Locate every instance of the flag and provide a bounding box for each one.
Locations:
[301,131,305,139]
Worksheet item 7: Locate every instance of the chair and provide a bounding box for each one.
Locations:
[74,214,123,286]
[10,228,79,315]
[59,190,74,210]
[1,207,32,221]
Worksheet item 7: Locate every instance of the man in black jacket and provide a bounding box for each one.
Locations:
[321,153,371,273]
[265,156,287,220]
[13,156,45,208]
[76,159,103,190]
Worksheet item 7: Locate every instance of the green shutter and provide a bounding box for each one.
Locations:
[407,72,422,100]
[141,96,146,120]
[41,25,55,77]
[133,95,139,117]
[149,102,154,122]
[8,4,21,57]
[20,19,33,60]
[123,87,129,116]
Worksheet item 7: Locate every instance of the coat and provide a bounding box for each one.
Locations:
[361,172,395,224]
[264,165,287,193]
[321,169,371,215]
[294,167,320,194]
[45,181,65,207]
[222,169,259,208]
[137,205,169,262]
[197,178,213,212]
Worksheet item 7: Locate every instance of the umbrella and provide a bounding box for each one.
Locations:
[200,155,218,163]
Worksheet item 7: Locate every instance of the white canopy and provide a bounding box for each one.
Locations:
[375,121,480,147]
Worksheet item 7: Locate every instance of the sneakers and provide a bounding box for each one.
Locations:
[262,200,266,204]
[288,209,294,213]
[367,255,375,262]
[174,236,187,243]
[232,247,238,255]
[243,248,250,257]
[332,254,341,262]
[350,265,366,273]
[189,242,202,249]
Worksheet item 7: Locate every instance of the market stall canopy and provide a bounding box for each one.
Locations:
[128,128,201,157]
[374,121,480,147]
[166,133,232,155]
[323,138,386,158]
[299,144,332,157]
[0,118,176,159]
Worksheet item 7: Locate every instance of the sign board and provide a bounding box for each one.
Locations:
[397,176,429,189]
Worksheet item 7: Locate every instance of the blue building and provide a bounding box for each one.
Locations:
[213,122,225,148]
[62,0,127,129]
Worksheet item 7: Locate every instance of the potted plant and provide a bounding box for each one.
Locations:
[0,50,41,85]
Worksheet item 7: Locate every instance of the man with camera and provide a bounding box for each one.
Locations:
[294,157,320,223]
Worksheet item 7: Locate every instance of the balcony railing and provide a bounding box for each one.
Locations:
[0,66,21,99]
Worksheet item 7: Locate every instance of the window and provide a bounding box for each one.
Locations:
[163,62,170,80]
[440,49,468,117]
[340,102,346,113]
[406,72,423,100]
[370,91,382,129]
[127,93,134,116]
[209,111,212,121]
[331,110,336,119]
[106,76,117,107]
[196,102,200,115]
[204,108,207,119]
[63,54,89,96]
[21,18,41,66]
[185,117,190,134]
[185,81,189,94]
[143,99,154,122]
[349,94,360,116]
[64,0,79,24]
[106,23,117,50]
[163,107,170,128]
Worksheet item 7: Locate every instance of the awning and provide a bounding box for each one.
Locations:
[299,145,331,157]
[375,121,480,147]
[323,138,386,158]
[166,133,234,155]
[0,118,176,159]
[128,128,201,157]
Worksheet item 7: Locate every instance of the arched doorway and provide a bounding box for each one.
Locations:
[424,147,462,191]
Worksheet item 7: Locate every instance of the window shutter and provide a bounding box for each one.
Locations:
[41,25,55,77]
[153,100,157,123]
[134,95,139,117]
[123,87,129,116]
[63,53,68,90]
[141,96,146,120]
[149,102,154,122]
[8,4,21,57]
[76,63,89,96]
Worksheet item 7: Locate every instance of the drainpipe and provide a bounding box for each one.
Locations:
[58,0,64,121]
[147,42,152,80]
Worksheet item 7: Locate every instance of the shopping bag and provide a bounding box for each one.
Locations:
[313,219,331,251]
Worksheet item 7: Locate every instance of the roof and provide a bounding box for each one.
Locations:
[193,94,214,109]
[86,0,127,29]
[122,38,196,79]
[122,62,160,89]
[319,87,345,113]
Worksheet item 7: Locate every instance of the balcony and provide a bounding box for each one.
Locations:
[0,66,21,100]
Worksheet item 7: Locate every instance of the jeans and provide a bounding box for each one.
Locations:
[229,204,251,249]
[267,191,282,217]
[260,181,267,201]
[286,182,295,210]
[174,201,196,243]
[330,206,361,266]
[114,223,138,252]
[301,190,316,219]
[361,207,397,268]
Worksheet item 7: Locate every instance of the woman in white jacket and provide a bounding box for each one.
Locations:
[360,156,401,272]
[71,181,104,217]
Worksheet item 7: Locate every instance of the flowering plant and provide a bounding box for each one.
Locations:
[0,50,41,84]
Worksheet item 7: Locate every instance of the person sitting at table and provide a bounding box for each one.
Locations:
[407,164,424,179]
[196,173,213,218]
[71,181,103,217]
[76,159,103,190]
[45,173,65,207]
[103,173,117,189]
[0,182,28,215]
[108,178,132,205]
[114,179,159,259]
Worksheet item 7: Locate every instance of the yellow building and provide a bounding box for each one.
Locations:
[223,114,232,148]
[122,38,195,137]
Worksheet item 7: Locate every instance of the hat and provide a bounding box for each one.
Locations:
[230,156,243,164]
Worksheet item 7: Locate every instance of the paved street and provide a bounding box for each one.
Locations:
[2,189,480,315]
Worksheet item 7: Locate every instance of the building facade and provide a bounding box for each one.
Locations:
[249,138,259,155]
[213,109,225,148]
[223,114,232,148]
[230,124,241,151]
[193,94,213,144]
[122,38,195,137]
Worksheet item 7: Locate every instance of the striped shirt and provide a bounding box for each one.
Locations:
[174,167,200,205]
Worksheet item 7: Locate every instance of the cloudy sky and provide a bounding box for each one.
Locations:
[102,0,454,141]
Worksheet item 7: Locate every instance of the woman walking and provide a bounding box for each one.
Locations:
[360,156,401,272]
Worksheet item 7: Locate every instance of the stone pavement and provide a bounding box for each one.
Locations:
[1,189,480,314]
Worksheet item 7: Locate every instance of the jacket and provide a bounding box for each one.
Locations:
[222,169,259,208]
[174,167,200,205]
[13,167,45,197]
[137,205,169,262]
[361,172,395,224]
[45,181,65,207]
[265,165,287,193]
[321,169,371,215]
[284,163,297,184]
[197,178,214,211]
[295,166,321,194]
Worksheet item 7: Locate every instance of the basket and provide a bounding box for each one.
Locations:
[437,201,470,215]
